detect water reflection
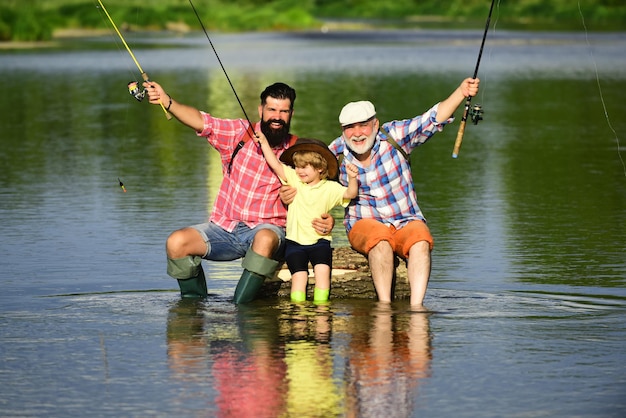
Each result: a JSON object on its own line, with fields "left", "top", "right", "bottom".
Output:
{"left": 2, "top": 30, "right": 626, "bottom": 417}
{"left": 344, "top": 304, "right": 432, "bottom": 417}
{"left": 167, "top": 300, "right": 288, "bottom": 416}
{"left": 280, "top": 303, "right": 340, "bottom": 416}
{"left": 166, "top": 300, "right": 432, "bottom": 417}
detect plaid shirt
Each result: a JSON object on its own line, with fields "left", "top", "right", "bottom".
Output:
{"left": 198, "top": 112, "right": 294, "bottom": 232}
{"left": 328, "top": 103, "right": 452, "bottom": 232}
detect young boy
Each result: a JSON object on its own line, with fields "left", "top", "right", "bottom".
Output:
{"left": 253, "top": 132, "right": 359, "bottom": 302}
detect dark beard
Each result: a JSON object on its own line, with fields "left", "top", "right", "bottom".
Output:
{"left": 260, "top": 119, "right": 291, "bottom": 147}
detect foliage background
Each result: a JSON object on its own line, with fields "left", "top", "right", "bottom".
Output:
{"left": 1, "top": 0, "right": 625, "bottom": 41}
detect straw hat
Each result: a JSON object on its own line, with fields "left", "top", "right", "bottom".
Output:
{"left": 279, "top": 138, "right": 339, "bottom": 180}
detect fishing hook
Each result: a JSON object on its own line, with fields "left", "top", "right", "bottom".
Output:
{"left": 452, "top": 0, "right": 496, "bottom": 158}
{"left": 96, "top": 0, "right": 172, "bottom": 120}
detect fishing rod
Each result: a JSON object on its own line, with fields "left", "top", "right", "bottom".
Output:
{"left": 96, "top": 0, "right": 171, "bottom": 120}
{"left": 451, "top": 0, "right": 495, "bottom": 159}
{"left": 187, "top": 0, "right": 255, "bottom": 134}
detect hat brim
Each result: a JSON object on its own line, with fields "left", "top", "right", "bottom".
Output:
{"left": 280, "top": 142, "right": 338, "bottom": 180}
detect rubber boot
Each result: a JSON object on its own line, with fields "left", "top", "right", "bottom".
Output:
{"left": 233, "top": 270, "right": 266, "bottom": 304}
{"left": 167, "top": 256, "right": 208, "bottom": 298}
{"left": 233, "top": 248, "right": 279, "bottom": 304}
{"left": 313, "top": 287, "right": 330, "bottom": 303}
{"left": 290, "top": 290, "right": 307, "bottom": 303}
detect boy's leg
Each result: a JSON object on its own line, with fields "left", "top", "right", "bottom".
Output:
{"left": 308, "top": 240, "right": 333, "bottom": 302}
{"left": 284, "top": 241, "right": 311, "bottom": 302}
{"left": 290, "top": 271, "right": 310, "bottom": 302}
{"left": 312, "top": 264, "right": 331, "bottom": 302}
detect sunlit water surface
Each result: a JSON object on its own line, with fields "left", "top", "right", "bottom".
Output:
{"left": 1, "top": 30, "right": 625, "bottom": 417}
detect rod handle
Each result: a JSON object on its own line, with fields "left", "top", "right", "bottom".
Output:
{"left": 452, "top": 119, "right": 467, "bottom": 159}
{"left": 141, "top": 73, "right": 172, "bottom": 120}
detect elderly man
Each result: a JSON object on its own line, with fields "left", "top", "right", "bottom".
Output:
{"left": 328, "top": 78, "right": 480, "bottom": 308}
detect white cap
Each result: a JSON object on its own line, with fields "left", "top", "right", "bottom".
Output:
{"left": 339, "top": 101, "right": 376, "bottom": 126}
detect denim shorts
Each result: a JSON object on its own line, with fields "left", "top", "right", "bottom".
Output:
{"left": 191, "top": 221, "right": 286, "bottom": 261}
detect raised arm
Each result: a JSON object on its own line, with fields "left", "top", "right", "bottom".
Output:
{"left": 435, "top": 78, "right": 480, "bottom": 123}
{"left": 143, "top": 81, "right": 205, "bottom": 132}
{"left": 253, "top": 132, "right": 286, "bottom": 181}
{"left": 344, "top": 163, "right": 359, "bottom": 199}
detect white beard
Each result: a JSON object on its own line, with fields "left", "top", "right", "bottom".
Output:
{"left": 344, "top": 129, "right": 376, "bottom": 156}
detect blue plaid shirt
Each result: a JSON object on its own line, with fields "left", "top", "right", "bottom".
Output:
{"left": 328, "top": 103, "right": 452, "bottom": 232}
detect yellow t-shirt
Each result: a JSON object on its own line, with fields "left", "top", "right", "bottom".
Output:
{"left": 282, "top": 166, "right": 350, "bottom": 245}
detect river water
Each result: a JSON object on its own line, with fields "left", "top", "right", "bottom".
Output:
{"left": 1, "top": 29, "right": 625, "bottom": 417}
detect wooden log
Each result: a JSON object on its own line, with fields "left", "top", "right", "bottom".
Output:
{"left": 258, "top": 247, "right": 411, "bottom": 300}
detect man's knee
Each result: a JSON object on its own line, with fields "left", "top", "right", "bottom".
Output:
{"left": 414, "top": 240, "right": 430, "bottom": 250}
{"left": 409, "top": 240, "right": 430, "bottom": 256}
{"left": 370, "top": 239, "right": 393, "bottom": 255}
{"left": 166, "top": 230, "right": 185, "bottom": 257}
{"left": 367, "top": 240, "right": 396, "bottom": 268}
{"left": 251, "top": 228, "right": 279, "bottom": 257}
{"left": 166, "top": 228, "right": 206, "bottom": 258}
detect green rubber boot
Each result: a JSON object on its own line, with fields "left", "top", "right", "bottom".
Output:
{"left": 233, "top": 248, "right": 279, "bottom": 304}
{"left": 313, "top": 287, "right": 330, "bottom": 303}
{"left": 167, "top": 256, "right": 208, "bottom": 298}
{"left": 233, "top": 270, "right": 266, "bottom": 304}
{"left": 290, "top": 290, "right": 307, "bottom": 303}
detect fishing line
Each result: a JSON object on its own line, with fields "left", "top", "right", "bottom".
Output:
{"left": 577, "top": 2, "right": 626, "bottom": 177}
{"left": 186, "top": 0, "right": 255, "bottom": 133}
{"left": 93, "top": 1, "right": 137, "bottom": 87}
{"left": 93, "top": 0, "right": 136, "bottom": 192}
{"left": 95, "top": 0, "right": 171, "bottom": 120}
{"left": 476, "top": 0, "right": 500, "bottom": 109}
{"left": 452, "top": 0, "right": 496, "bottom": 158}
{"left": 94, "top": 0, "right": 140, "bottom": 192}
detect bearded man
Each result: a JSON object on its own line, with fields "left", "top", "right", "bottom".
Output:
{"left": 328, "top": 78, "right": 480, "bottom": 309}
{"left": 144, "top": 81, "right": 333, "bottom": 302}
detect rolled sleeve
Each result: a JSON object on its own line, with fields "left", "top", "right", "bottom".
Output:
{"left": 430, "top": 102, "right": 454, "bottom": 127}
{"left": 196, "top": 111, "right": 213, "bottom": 137}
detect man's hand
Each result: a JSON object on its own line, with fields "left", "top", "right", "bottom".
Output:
{"left": 312, "top": 213, "right": 335, "bottom": 236}
{"left": 461, "top": 77, "right": 480, "bottom": 98}
{"left": 279, "top": 185, "right": 297, "bottom": 205}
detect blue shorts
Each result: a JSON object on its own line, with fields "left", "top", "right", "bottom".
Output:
{"left": 191, "top": 222, "right": 286, "bottom": 261}
{"left": 284, "top": 239, "right": 332, "bottom": 274}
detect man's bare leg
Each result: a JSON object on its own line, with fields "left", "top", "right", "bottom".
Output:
{"left": 407, "top": 241, "right": 431, "bottom": 307}
{"left": 166, "top": 227, "right": 208, "bottom": 259}
{"left": 368, "top": 240, "right": 395, "bottom": 302}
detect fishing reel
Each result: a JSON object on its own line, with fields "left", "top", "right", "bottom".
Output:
{"left": 469, "top": 103, "right": 483, "bottom": 125}
{"left": 127, "top": 81, "right": 146, "bottom": 102}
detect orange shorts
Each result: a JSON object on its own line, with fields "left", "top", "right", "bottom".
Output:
{"left": 347, "top": 219, "right": 434, "bottom": 259}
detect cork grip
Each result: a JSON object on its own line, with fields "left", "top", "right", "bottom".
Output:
{"left": 452, "top": 119, "right": 467, "bottom": 159}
